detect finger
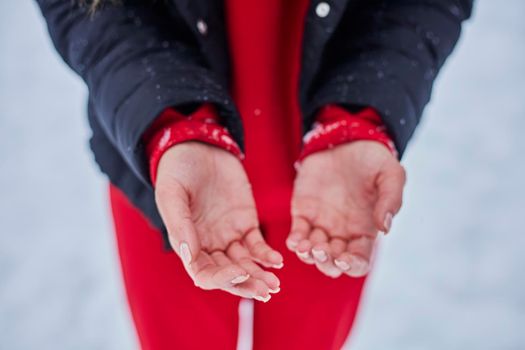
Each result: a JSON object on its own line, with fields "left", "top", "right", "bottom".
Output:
{"left": 227, "top": 242, "right": 280, "bottom": 292}
{"left": 373, "top": 163, "right": 406, "bottom": 234}
{"left": 243, "top": 228, "right": 283, "bottom": 268}
{"left": 293, "top": 224, "right": 324, "bottom": 265}
{"left": 328, "top": 238, "right": 347, "bottom": 272}
{"left": 190, "top": 251, "right": 249, "bottom": 290}
{"left": 231, "top": 277, "right": 272, "bottom": 302}
{"left": 209, "top": 250, "right": 251, "bottom": 284}
{"left": 237, "top": 260, "right": 279, "bottom": 295}
{"left": 186, "top": 251, "right": 218, "bottom": 289}
{"left": 309, "top": 228, "right": 329, "bottom": 262}
{"left": 222, "top": 243, "right": 273, "bottom": 301}
{"left": 312, "top": 240, "right": 342, "bottom": 278}
{"left": 333, "top": 252, "right": 369, "bottom": 278}
{"left": 186, "top": 249, "right": 215, "bottom": 275}
{"left": 329, "top": 238, "right": 348, "bottom": 257}
{"left": 334, "top": 235, "right": 375, "bottom": 277}
{"left": 287, "top": 215, "right": 311, "bottom": 251}
{"left": 295, "top": 238, "right": 315, "bottom": 264}
{"left": 155, "top": 181, "right": 201, "bottom": 265}
{"left": 180, "top": 248, "right": 215, "bottom": 285}
{"left": 204, "top": 253, "right": 269, "bottom": 300}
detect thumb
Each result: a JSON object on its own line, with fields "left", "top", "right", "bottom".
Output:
{"left": 155, "top": 181, "right": 201, "bottom": 266}
{"left": 373, "top": 162, "right": 406, "bottom": 234}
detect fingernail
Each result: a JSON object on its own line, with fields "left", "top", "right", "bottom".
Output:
{"left": 254, "top": 295, "right": 271, "bottom": 303}
{"left": 179, "top": 242, "right": 192, "bottom": 265}
{"left": 351, "top": 257, "right": 369, "bottom": 275}
{"left": 334, "top": 259, "right": 350, "bottom": 270}
{"left": 312, "top": 249, "right": 327, "bottom": 262}
{"left": 297, "top": 250, "right": 310, "bottom": 259}
{"left": 273, "top": 262, "right": 284, "bottom": 269}
{"left": 269, "top": 287, "right": 280, "bottom": 293}
{"left": 287, "top": 236, "right": 299, "bottom": 248}
{"left": 230, "top": 274, "right": 250, "bottom": 284}
{"left": 384, "top": 212, "right": 393, "bottom": 233}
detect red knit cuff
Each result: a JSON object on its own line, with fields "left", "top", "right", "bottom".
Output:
{"left": 297, "top": 104, "right": 398, "bottom": 164}
{"left": 143, "top": 103, "right": 244, "bottom": 186}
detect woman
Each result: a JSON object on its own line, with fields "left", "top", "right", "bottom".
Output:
{"left": 36, "top": 0, "right": 473, "bottom": 349}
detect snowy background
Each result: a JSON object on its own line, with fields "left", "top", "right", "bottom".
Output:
{"left": 1, "top": 1, "right": 524, "bottom": 349}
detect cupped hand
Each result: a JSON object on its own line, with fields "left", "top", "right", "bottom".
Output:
{"left": 155, "top": 141, "right": 283, "bottom": 302}
{"left": 287, "top": 140, "right": 406, "bottom": 278}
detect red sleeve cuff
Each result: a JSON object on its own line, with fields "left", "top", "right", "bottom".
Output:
{"left": 297, "top": 104, "right": 399, "bottom": 164}
{"left": 143, "top": 103, "right": 244, "bottom": 187}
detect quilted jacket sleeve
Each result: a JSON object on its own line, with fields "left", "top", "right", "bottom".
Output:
{"left": 35, "top": 0, "right": 242, "bottom": 186}
{"left": 306, "top": 0, "right": 474, "bottom": 160}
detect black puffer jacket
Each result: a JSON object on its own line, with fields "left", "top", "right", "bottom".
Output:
{"left": 36, "top": 0, "right": 473, "bottom": 243}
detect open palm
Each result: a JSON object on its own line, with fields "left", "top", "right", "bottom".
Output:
{"left": 287, "top": 140, "right": 406, "bottom": 278}
{"left": 155, "top": 142, "right": 283, "bottom": 302}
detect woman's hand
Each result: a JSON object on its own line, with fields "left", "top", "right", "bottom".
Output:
{"left": 155, "top": 141, "right": 283, "bottom": 302}
{"left": 287, "top": 140, "right": 406, "bottom": 278}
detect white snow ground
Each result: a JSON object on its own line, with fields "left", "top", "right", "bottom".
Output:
{"left": 1, "top": 1, "right": 524, "bottom": 349}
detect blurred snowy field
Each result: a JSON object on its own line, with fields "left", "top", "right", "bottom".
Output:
{"left": 0, "top": 1, "right": 524, "bottom": 349}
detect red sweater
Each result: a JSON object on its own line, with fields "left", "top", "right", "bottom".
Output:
{"left": 143, "top": 1, "right": 398, "bottom": 186}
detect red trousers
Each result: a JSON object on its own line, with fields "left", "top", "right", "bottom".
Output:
{"left": 110, "top": 184, "right": 369, "bottom": 350}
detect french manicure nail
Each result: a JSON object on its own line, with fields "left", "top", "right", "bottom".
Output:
{"left": 231, "top": 274, "right": 250, "bottom": 284}
{"left": 273, "top": 262, "right": 284, "bottom": 269}
{"left": 287, "top": 236, "right": 299, "bottom": 248}
{"left": 384, "top": 212, "right": 393, "bottom": 232}
{"left": 269, "top": 287, "right": 280, "bottom": 293}
{"left": 297, "top": 251, "right": 310, "bottom": 259}
{"left": 352, "top": 257, "right": 369, "bottom": 275}
{"left": 179, "top": 242, "right": 192, "bottom": 265}
{"left": 334, "top": 259, "right": 350, "bottom": 270}
{"left": 312, "top": 249, "right": 328, "bottom": 262}
{"left": 254, "top": 295, "right": 271, "bottom": 303}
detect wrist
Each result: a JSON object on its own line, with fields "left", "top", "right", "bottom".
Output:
{"left": 143, "top": 104, "right": 243, "bottom": 186}
{"left": 297, "top": 104, "right": 398, "bottom": 164}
